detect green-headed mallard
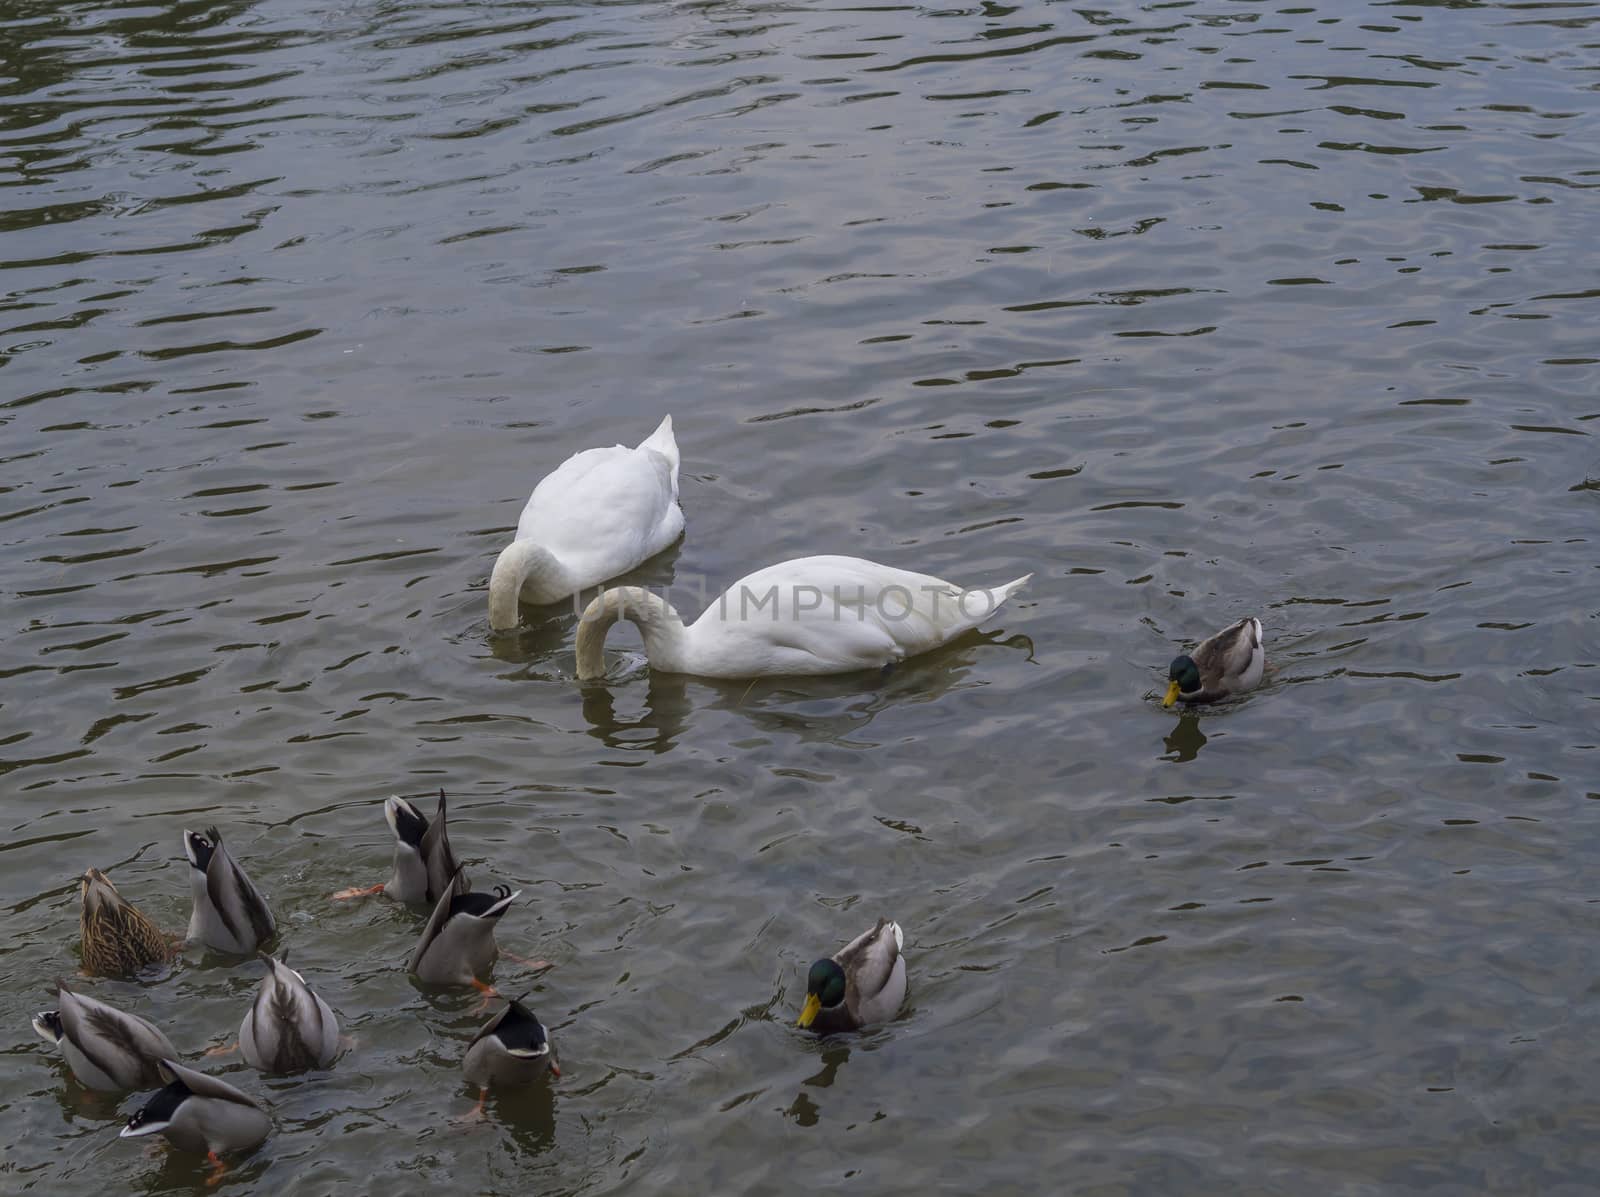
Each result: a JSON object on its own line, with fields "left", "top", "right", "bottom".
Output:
{"left": 797, "top": 918, "right": 906, "bottom": 1033}
{"left": 1164, "top": 616, "right": 1264, "bottom": 707}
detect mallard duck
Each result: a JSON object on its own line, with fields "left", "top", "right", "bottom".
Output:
{"left": 78, "top": 867, "right": 170, "bottom": 978}
{"left": 183, "top": 826, "right": 276, "bottom": 955}
{"left": 797, "top": 918, "right": 907, "bottom": 1034}
{"left": 332, "top": 790, "right": 468, "bottom": 905}
{"left": 488, "top": 414, "right": 684, "bottom": 630}
{"left": 408, "top": 867, "right": 519, "bottom": 991}
{"left": 575, "top": 555, "right": 1031, "bottom": 679}
{"left": 32, "top": 979, "right": 178, "bottom": 1090}
{"left": 239, "top": 954, "right": 340, "bottom": 1075}
{"left": 1163, "top": 616, "right": 1264, "bottom": 707}
{"left": 463, "top": 995, "right": 559, "bottom": 1099}
{"left": 120, "top": 1058, "right": 270, "bottom": 1181}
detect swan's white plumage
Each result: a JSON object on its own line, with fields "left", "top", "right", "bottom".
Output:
{"left": 488, "top": 415, "right": 683, "bottom": 629}
{"left": 576, "top": 554, "right": 1030, "bottom": 679}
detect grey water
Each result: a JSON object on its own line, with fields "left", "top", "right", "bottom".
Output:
{"left": 3, "top": 0, "right": 1598, "bottom": 1192}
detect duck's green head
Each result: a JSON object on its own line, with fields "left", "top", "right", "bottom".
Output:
{"left": 798, "top": 958, "right": 846, "bottom": 1028}
{"left": 1165, "top": 655, "right": 1200, "bottom": 707}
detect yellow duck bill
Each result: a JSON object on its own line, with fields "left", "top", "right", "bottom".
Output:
{"left": 797, "top": 994, "right": 821, "bottom": 1028}
{"left": 1162, "top": 680, "right": 1181, "bottom": 708}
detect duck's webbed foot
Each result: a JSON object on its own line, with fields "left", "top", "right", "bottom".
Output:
{"left": 469, "top": 977, "right": 500, "bottom": 1014}
{"left": 330, "top": 883, "right": 385, "bottom": 901}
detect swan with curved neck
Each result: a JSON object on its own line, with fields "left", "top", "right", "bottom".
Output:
{"left": 488, "top": 415, "right": 683, "bottom": 631}
{"left": 575, "top": 554, "right": 1030, "bottom": 680}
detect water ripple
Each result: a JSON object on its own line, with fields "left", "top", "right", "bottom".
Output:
{"left": 3, "top": 0, "right": 1600, "bottom": 1191}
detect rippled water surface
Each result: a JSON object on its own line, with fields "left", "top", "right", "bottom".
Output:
{"left": 4, "top": 0, "right": 1599, "bottom": 1191}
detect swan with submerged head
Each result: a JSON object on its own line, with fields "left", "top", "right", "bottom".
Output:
{"left": 575, "top": 554, "right": 1030, "bottom": 680}
{"left": 488, "top": 415, "right": 683, "bottom": 631}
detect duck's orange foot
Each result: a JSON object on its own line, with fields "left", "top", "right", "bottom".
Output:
{"left": 204, "top": 1040, "right": 237, "bottom": 1058}
{"left": 469, "top": 977, "right": 499, "bottom": 1014}
{"left": 503, "top": 952, "right": 552, "bottom": 971}
{"left": 450, "top": 1087, "right": 490, "bottom": 1128}
{"left": 204, "top": 1150, "right": 228, "bottom": 1187}
{"left": 330, "top": 883, "right": 385, "bottom": 901}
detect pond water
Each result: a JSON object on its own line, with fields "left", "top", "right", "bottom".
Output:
{"left": 3, "top": 0, "right": 1598, "bottom": 1192}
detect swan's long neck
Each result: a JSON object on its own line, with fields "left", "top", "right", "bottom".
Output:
{"left": 575, "top": 587, "right": 689, "bottom": 679}
{"left": 488, "top": 539, "right": 572, "bottom": 630}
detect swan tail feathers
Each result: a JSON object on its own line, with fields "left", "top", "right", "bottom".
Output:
{"left": 639, "top": 414, "right": 679, "bottom": 472}
{"left": 958, "top": 572, "right": 1031, "bottom": 629}
{"left": 995, "top": 572, "right": 1032, "bottom": 604}
{"left": 934, "top": 572, "right": 1030, "bottom": 639}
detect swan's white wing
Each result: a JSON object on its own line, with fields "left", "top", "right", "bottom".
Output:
{"left": 515, "top": 438, "right": 683, "bottom": 588}
{"left": 681, "top": 556, "right": 1026, "bottom": 676}
{"left": 684, "top": 606, "right": 904, "bottom": 676}
{"left": 725, "top": 555, "right": 1020, "bottom": 641}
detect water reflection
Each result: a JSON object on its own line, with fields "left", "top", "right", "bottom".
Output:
{"left": 480, "top": 1080, "right": 557, "bottom": 1155}
{"left": 40, "top": 1067, "right": 130, "bottom": 1129}
{"left": 140, "top": 1141, "right": 270, "bottom": 1191}
{"left": 786, "top": 1040, "right": 850, "bottom": 1127}
{"left": 485, "top": 545, "right": 686, "bottom": 669}
{"left": 487, "top": 610, "right": 577, "bottom": 666}
{"left": 580, "top": 675, "right": 692, "bottom": 753}
{"left": 578, "top": 631, "right": 1022, "bottom": 752}
{"left": 5, "top": 0, "right": 1599, "bottom": 1188}
{"left": 1161, "top": 711, "right": 1208, "bottom": 763}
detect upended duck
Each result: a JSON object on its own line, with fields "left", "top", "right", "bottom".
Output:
{"left": 183, "top": 826, "right": 276, "bottom": 955}
{"left": 461, "top": 995, "right": 559, "bottom": 1117}
{"left": 121, "top": 1058, "right": 270, "bottom": 1183}
{"left": 33, "top": 979, "right": 178, "bottom": 1090}
{"left": 1164, "top": 616, "right": 1264, "bottom": 707}
{"left": 78, "top": 867, "right": 170, "bottom": 978}
{"left": 239, "top": 954, "right": 340, "bottom": 1075}
{"left": 488, "top": 415, "right": 683, "bottom": 631}
{"left": 408, "top": 868, "right": 520, "bottom": 997}
{"left": 798, "top": 918, "right": 907, "bottom": 1034}
{"left": 332, "top": 790, "right": 468, "bottom": 905}
{"left": 576, "top": 555, "right": 1030, "bottom": 679}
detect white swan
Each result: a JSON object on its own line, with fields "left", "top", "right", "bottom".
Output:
{"left": 488, "top": 415, "right": 683, "bottom": 630}
{"left": 574, "top": 554, "right": 1030, "bottom": 679}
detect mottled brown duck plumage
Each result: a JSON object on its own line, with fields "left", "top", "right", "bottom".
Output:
{"left": 79, "top": 867, "right": 170, "bottom": 978}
